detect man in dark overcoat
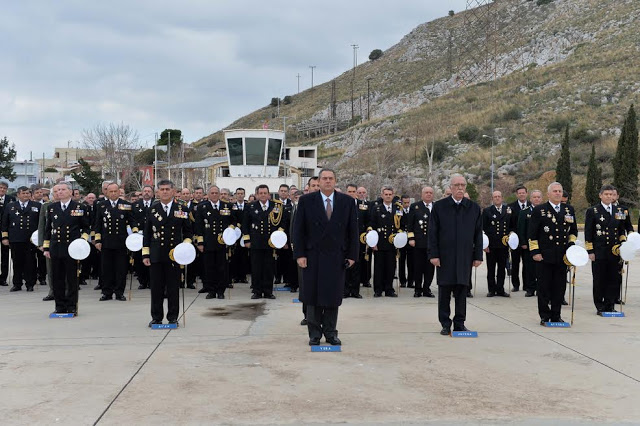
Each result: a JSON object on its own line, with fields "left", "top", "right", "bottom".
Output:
{"left": 428, "top": 174, "right": 483, "bottom": 335}
{"left": 293, "top": 169, "right": 359, "bottom": 346}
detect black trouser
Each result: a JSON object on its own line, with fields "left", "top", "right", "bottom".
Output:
{"left": 510, "top": 247, "right": 522, "bottom": 289}
{"left": 203, "top": 249, "right": 227, "bottom": 295}
{"left": 231, "top": 246, "right": 249, "bottom": 281}
{"left": 36, "top": 249, "right": 47, "bottom": 283}
{"left": 250, "top": 249, "right": 275, "bottom": 296}
{"left": 592, "top": 257, "right": 620, "bottom": 312}
{"left": 150, "top": 261, "right": 179, "bottom": 322}
{"left": 537, "top": 262, "right": 566, "bottom": 321}
{"left": 522, "top": 249, "right": 538, "bottom": 293}
{"left": 374, "top": 250, "right": 396, "bottom": 295}
{"left": 101, "top": 248, "right": 128, "bottom": 297}
{"left": 486, "top": 247, "right": 507, "bottom": 294}
{"left": 359, "top": 246, "right": 371, "bottom": 285}
{"left": 133, "top": 251, "right": 149, "bottom": 287}
{"left": 187, "top": 251, "right": 202, "bottom": 285}
{"left": 10, "top": 242, "right": 36, "bottom": 288}
{"left": 438, "top": 284, "right": 467, "bottom": 329}
{"left": 306, "top": 305, "right": 339, "bottom": 340}
{"left": 413, "top": 247, "right": 434, "bottom": 295}
{"left": 399, "top": 246, "right": 413, "bottom": 286}
{"left": 345, "top": 261, "right": 360, "bottom": 296}
{"left": 0, "top": 243, "right": 9, "bottom": 283}
{"left": 51, "top": 255, "right": 79, "bottom": 313}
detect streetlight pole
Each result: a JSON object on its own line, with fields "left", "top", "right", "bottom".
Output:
{"left": 309, "top": 66, "right": 316, "bottom": 88}
{"left": 296, "top": 73, "right": 301, "bottom": 94}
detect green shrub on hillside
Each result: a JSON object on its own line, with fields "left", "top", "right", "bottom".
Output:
{"left": 458, "top": 125, "right": 480, "bottom": 142}
{"left": 547, "top": 117, "right": 571, "bottom": 133}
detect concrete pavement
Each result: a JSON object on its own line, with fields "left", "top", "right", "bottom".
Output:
{"left": 0, "top": 260, "right": 639, "bottom": 425}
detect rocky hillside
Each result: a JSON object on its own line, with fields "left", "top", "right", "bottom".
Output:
{"left": 195, "top": 0, "right": 640, "bottom": 211}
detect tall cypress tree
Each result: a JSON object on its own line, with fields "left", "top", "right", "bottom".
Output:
{"left": 555, "top": 125, "right": 572, "bottom": 199}
{"left": 585, "top": 144, "right": 602, "bottom": 206}
{"left": 613, "top": 105, "right": 638, "bottom": 206}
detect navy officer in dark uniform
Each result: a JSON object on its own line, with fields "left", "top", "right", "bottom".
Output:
{"left": 482, "top": 190, "right": 512, "bottom": 297}
{"left": 142, "top": 179, "right": 193, "bottom": 327}
{"left": 43, "top": 182, "right": 91, "bottom": 315}
{"left": 528, "top": 182, "right": 578, "bottom": 325}
{"left": 0, "top": 180, "right": 16, "bottom": 286}
{"left": 407, "top": 186, "right": 435, "bottom": 298}
{"left": 2, "top": 186, "right": 40, "bottom": 292}
{"left": 132, "top": 185, "right": 154, "bottom": 289}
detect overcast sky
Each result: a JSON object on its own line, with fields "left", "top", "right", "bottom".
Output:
{"left": 1, "top": 0, "right": 467, "bottom": 161}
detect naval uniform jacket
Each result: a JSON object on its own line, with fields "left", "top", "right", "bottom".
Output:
{"left": 2, "top": 200, "right": 41, "bottom": 243}
{"left": 241, "top": 200, "right": 285, "bottom": 250}
{"left": 584, "top": 204, "right": 626, "bottom": 260}
{"left": 482, "top": 204, "right": 512, "bottom": 249}
{"left": 94, "top": 199, "right": 138, "bottom": 249}
{"left": 43, "top": 200, "right": 91, "bottom": 257}
{"left": 368, "top": 201, "right": 405, "bottom": 251}
{"left": 195, "top": 200, "right": 235, "bottom": 251}
{"left": 142, "top": 202, "right": 193, "bottom": 263}
{"left": 407, "top": 201, "right": 432, "bottom": 249}
{"left": 527, "top": 202, "right": 578, "bottom": 265}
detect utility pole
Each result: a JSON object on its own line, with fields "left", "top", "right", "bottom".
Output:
{"left": 296, "top": 73, "right": 301, "bottom": 94}
{"left": 168, "top": 131, "right": 171, "bottom": 182}
{"left": 154, "top": 132, "right": 158, "bottom": 189}
{"left": 351, "top": 44, "right": 358, "bottom": 122}
{"left": 366, "top": 77, "right": 372, "bottom": 120}
{"left": 309, "top": 66, "right": 316, "bottom": 88}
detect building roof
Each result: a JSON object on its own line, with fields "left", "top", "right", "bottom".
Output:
{"left": 168, "top": 157, "right": 227, "bottom": 169}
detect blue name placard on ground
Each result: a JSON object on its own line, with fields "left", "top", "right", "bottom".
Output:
{"left": 292, "top": 298, "right": 301, "bottom": 303}
{"left": 545, "top": 322, "right": 571, "bottom": 328}
{"left": 311, "top": 345, "right": 341, "bottom": 352}
{"left": 49, "top": 313, "right": 74, "bottom": 318}
{"left": 451, "top": 331, "right": 478, "bottom": 338}
{"left": 602, "top": 312, "right": 625, "bottom": 317}
{"left": 151, "top": 323, "right": 178, "bottom": 329}
{"left": 275, "top": 287, "right": 289, "bottom": 292}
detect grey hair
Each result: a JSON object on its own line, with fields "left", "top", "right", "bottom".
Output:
{"left": 208, "top": 185, "right": 220, "bottom": 192}
{"left": 381, "top": 185, "right": 394, "bottom": 193}
{"left": 57, "top": 181, "right": 73, "bottom": 191}
{"left": 547, "top": 181, "right": 563, "bottom": 192}
{"left": 449, "top": 173, "right": 466, "bottom": 185}
{"left": 220, "top": 187, "right": 231, "bottom": 194}
{"left": 530, "top": 190, "right": 543, "bottom": 197}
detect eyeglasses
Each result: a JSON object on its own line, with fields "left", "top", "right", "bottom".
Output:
{"left": 451, "top": 183, "right": 467, "bottom": 188}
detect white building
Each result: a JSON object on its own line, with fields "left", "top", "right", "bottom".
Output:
{"left": 169, "top": 129, "right": 321, "bottom": 193}
{"left": 0, "top": 161, "right": 40, "bottom": 191}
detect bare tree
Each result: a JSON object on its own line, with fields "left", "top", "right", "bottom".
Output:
{"left": 81, "top": 122, "right": 142, "bottom": 189}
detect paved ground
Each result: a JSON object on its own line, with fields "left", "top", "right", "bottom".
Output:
{"left": 1, "top": 258, "right": 639, "bottom": 425}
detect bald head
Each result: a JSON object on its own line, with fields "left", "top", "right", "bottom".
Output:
{"left": 421, "top": 186, "right": 434, "bottom": 204}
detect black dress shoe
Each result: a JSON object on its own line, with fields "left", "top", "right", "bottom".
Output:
{"left": 10, "top": 286, "right": 21, "bottom": 292}
{"left": 400, "top": 283, "right": 407, "bottom": 288}
{"left": 264, "top": 294, "right": 276, "bottom": 299}
{"left": 453, "top": 325, "right": 469, "bottom": 332}
{"left": 551, "top": 318, "right": 565, "bottom": 323}
{"left": 148, "top": 320, "right": 162, "bottom": 327}
{"left": 300, "top": 319, "right": 308, "bottom": 326}
{"left": 206, "top": 293, "right": 216, "bottom": 299}
{"left": 43, "top": 295, "right": 54, "bottom": 301}
{"left": 309, "top": 338, "right": 320, "bottom": 346}
{"left": 26, "top": 286, "right": 34, "bottom": 292}
{"left": 497, "top": 292, "right": 510, "bottom": 298}
{"left": 562, "top": 299, "right": 569, "bottom": 306}
{"left": 512, "top": 287, "right": 519, "bottom": 292}
{"left": 179, "top": 283, "right": 185, "bottom": 289}
{"left": 525, "top": 291, "right": 535, "bottom": 297}
{"left": 373, "top": 293, "right": 382, "bottom": 297}
{"left": 251, "top": 294, "right": 261, "bottom": 299}
{"left": 408, "top": 284, "right": 415, "bottom": 288}
{"left": 343, "top": 294, "right": 351, "bottom": 298}
{"left": 115, "top": 294, "right": 127, "bottom": 301}
{"left": 186, "top": 284, "right": 196, "bottom": 289}
{"left": 424, "top": 291, "right": 435, "bottom": 298}
{"left": 217, "top": 294, "right": 225, "bottom": 299}
{"left": 99, "top": 295, "right": 112, "bottom": 301}
{"left": 352, "top": 294, "right": 363, "bottom": 299}
{"left": 414, "top": 292, "right": 422, "bottom": 298}
{"left": 0, "top": 282, "right": 8, "bottom": 286}
{"left": 440, "top": 327, "right": 451, "bottom": 336}
{"left": 80, "top": 280, "right": 87, "bottom": 286}
{"left": 362, "top": 283, "right": 371, "bottom": 288}
{"left": 198, "top": 288, "right": 208, "bottom": 294}
{"left": 386, "top": 292, "right": 398, "bottom": 297}
{"left": 290, "top": 287, "right": 298, "bottom": 293}
{"left": 326, "top": 336, "right": 341, "bottom": 345}
{"left": 168, "top": 320, "right": 179, "bottom": 327}
{"left": 39, "top": 281, "right": 47, "bottom": 286}
{"left": 94, "top": 285, "right": 102, "bottom": 290}
{"left": 228, "top": 283, "right": 234, "bottom": 289}
{"left": 597, "top": 311, "right": 603, "bottom": 316}
{"left": 486, "top": 292, "right": 495, "bottom": 297}
{"left": 540, "top": 319, "right": 548, "bottom": 326}
{"left": 466, "top": 291, "right": 473, "bottom": 298}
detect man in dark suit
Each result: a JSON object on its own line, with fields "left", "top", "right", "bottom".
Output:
{"left": 508, "top": 185, "right": 530, "bottom": 292}
{"left": 428, "top": 174, "right": 483, "bottom": 335}
{"left": 142, "top": 179, "right": 193, "bottom": 327}
{"left": 0, "top": 181, "right": 16, "bottom": 286}
{"left": 293, "top": 168, "right": 358, "bottom": 346}
{"left": 43, "top": 182, "right": 91, "bottom": 315}
{"left": 398, "top": 194, "right": 414, "bottom": 289}
{"left": 2, "top": 187, "right": 40, "bottom": 291}
{"left": 482, "top": 190, "right": 512, "bottom": 297}
{"left": 585, "top": 184, "right": 627, "bottom": 315}
{"left": 344, "top": 183, "right": 366, "bottom": 298}
{"left": 528, "top": 182, "right": 578, "bottom": 324}
{"left": 517, "top": 190, "right": 543, "bottom": 297}
{"left": 230, "top": 187, "right": 249, "bottom": 284}
{"left": 407, "top": 186, "right": 435, "bottom": 298}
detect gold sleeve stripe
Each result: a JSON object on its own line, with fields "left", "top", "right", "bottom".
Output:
{"left": 183, "top": 238, "right": 192, "bottom": 244}
{"left": 243, "top": 235, "right": 250, "bottom": 241}
{"left": 197, "top": 236, "right": 204, "bottom": 243}
{"left": 1, "top": 232, "right": 8, "bottom": 238}
{"left": 568, "top": 234, "right": 577, "bottom": 243}
{"left": 43, "top": 240, "right": 50, "bottom": 248}
{"left": 620, "top": 235, "right": 627, "bottom": 242}
{"left": 81, "top": 233, "right": 89, "bottom": 241}
{"left": 407, "top": 232, "right": 415, "bottom": 238}
{"left": 94, "top": 233, "right": 101, "bottom": 240}
{"left": 585, "top": 242, "right": 594, "bottom": 250}
{"left": 528, "top": 240, "right": 539, "bottom": 250}
{"left": 142, "top": 247, "right": 150, "bottom": 256}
